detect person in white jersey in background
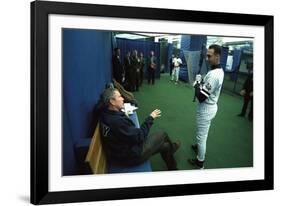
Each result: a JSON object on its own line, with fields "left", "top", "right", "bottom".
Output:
{"left": 188, "top": 44, "right": 224, "bottom": 169}
{"left": 171, "top": 54, "right": 182, "bottom": 84}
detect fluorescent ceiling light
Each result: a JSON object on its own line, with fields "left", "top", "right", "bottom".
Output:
{"left": 135, "top": 32, "right": 167, "bottom": 37}
{"left": 115, "top": 33, "right": 148, "bottom": 40}
{"left": 115, "top": 32, "right": 168, "bottom": 40}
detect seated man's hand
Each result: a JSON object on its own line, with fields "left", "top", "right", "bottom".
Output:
{"left": 150, "top": 109, "right": 161, "bottom": 119}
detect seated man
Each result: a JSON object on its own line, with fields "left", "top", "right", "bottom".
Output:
{"left": 99, "top": 87, "right": 180, "bottom": 170}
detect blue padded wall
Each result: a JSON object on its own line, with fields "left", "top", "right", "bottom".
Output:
{"left": 232, "top": 49, "right": 242, "bottom": 71}
{"left": 190, "top": 35, "right": 207, "bottom": 51}
{"left": 181, "top": 35, "right": 191, "bottom": 50}
{"left": 181, "top": 35, "right": 207, "bottom": 51}
{"left": 63, "top": 29, "right": 112, "bottom": 175}
{"left": 180, "top": 35, "right": 207, "bottom": 75}
{"left": 179, "top": 49, "right": 187, "bottom": 67}
{"left": 167, "top": 43, "right": 173, "bottom": 73}
{"left": 63, "top": 103, "right": 76, "bottom": 175}
{"left": 189, "top": 51, "right": 201, "bottom": 75}
{"left": 179, "top": 50, "right": 201, "bottom": 82}
{"left": 116, "top": 38, "right": 161, "bottom": 78}
{"left": 221, "top": 46, "right": 229, "bottom": 71}
{"left": 230, "top": 49, "right": 242, "bottom": 80}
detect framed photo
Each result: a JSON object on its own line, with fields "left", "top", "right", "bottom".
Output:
{"left": 31, "top": 0, "right": 274, "bottom": 204}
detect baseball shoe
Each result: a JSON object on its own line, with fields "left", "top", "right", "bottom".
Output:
{"left": 188, "top": 158, "right": 204, "bottom": 169}
{"left": 191, "top": 144, "right": 198, "bottom": 154}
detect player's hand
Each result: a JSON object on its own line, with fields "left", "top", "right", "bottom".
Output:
{"left": 249, "top": 92, "right": 253, "bottom": 97}
{"left": 193, "top": 81, "right": 199, "bottom": 87}
{"left": 195, "top": 74, "right": 202, "bottom": 82}
{"left": 150, "top": 109, "right": 161, "bottom": 119}
{"left": 240, "top": 90, "right": 246, "bottom": 96}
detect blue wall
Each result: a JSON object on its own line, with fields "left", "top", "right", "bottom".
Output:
{"left": 221, "top": 46, "right": 229, "bottom": 71}
{"left": 167, "top": 43, "right": 173, "bottom": 73}
{"left": 181, "top": 35, "right": 191, "bottom": 50}
{"left": 190, "top": 35, "right": 207, "bottom": 51}
{"left": 181, "top": 35, "right": 207, "bottom": 51}
{"left": 179, "top": 35, "right": 207, "bottom": 82}
{"left": 230, "top": 48, "right": 242, "bottom": 80}
{"left": 63, "top": 29, "right": 112, "bottom": 175}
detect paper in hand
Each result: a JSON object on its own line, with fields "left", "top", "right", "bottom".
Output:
{"left": 121, "top": 103, "right": 138, "bottom": 115}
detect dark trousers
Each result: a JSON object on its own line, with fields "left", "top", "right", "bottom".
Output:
{"left": 241, "top": 95, "right": 253, "bottom": 119}
{"left": 138, "top": 130, "right": 177, "bottom": 170}
{"left": 140, "top": 69, "right": 143, "bottom": 86}
{"left": 135, "top": 71, "right": 140, "bottom": 91}
{"left": 128, "top": 73, "right": 136, "bottom": 92}
{"left": 147, "top": 67, "right": 155, "bottom": 84}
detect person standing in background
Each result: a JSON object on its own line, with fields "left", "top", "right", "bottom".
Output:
{"left": 147, "top": 50, "right": 157, "bottom": 85}
{"left": 169, "top": 54, "right": 175, "bottom": 76}
{"left": 139, "top": 52, "right": 145, "bottom": 86}
{"left": 237, "top": 62, "right": 253, "bottom": 121}
{"left": 124, "top": 51, "right": 132, "bottom": 91}
{"left": 171, "top": 54, "right": 182, "bottom": 84}
{"left": 131, "top": 50, "right": 140, "bottom": 91}
{"left": 112, "top": 48, "right": 124, "bottom": 85}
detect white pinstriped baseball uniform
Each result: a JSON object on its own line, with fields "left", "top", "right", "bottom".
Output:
{"left": 196, "top": 67, "right": 224, "bottom": 161}
{"left": 171, "top": 57, "right": 182, "bottom": 82}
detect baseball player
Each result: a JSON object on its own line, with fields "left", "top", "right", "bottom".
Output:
{"left": 188, "top": 44, "right": 224, "bottom": 169}
{"left": 171, "top": 54, "right": 182, "bottom": 84}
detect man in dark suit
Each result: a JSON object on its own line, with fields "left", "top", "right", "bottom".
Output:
{"left": 112, "top": 48, "right": 124, "bottom": 85}
{"left": 237, "top": 63, "right": 253, "bottom": 121}
{"left": 169, "top": 54, "right": 175, "bottom": 76}
{"left": 147, "top": 50, "right": 157, "bottom": 85}
{"left": 99, "top": 87, "right": 181, "bottom": 169}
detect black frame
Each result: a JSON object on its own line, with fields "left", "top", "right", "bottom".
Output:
{"left": 31, "top": 0, "right": 274, "bottom": 204}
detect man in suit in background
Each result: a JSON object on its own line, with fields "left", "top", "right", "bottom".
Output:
{"left": 237, "top": 62, "right": 253, "bottom": 121}
{"left": 112, "top": 48, "right": 125, "bottom": 85}
{"left": 147, "top": 50, "right": 157, "bottom": 85}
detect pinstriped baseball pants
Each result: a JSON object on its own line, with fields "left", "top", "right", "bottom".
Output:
{"left": 171, "top": 67, "right": 180, "bottom": 82}
{"left": 196, "top": 103, "right": 217, "bottom": 161}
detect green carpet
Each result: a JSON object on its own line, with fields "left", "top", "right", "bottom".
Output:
{"left": 133, "top": 73, "right": 253, "bottom": 171}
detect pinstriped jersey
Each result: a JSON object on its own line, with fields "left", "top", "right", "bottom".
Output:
{"left": 201, "top": 68, "right": 224, "bottom": 105}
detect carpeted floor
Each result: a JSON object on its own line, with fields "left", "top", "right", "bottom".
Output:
{"left": 133, "top": 73, "right": 253, "bottom": 171}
